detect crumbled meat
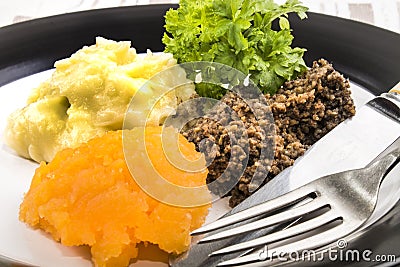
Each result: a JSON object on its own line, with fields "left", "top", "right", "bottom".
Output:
{"left": 266, "top": 58, "right": 356, "bottom": 179}
{"left": 182, "top": 58, "right": 356, "bottom": 207}
{"left": 270, "top": 58, "right": 356, "bottom": 146}
{"left": 182, "top": 91, "right": 276, "bottom": 199}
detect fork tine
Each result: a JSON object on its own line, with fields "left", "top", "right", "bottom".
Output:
{"left": 192, "top": 185, "right": 316, "bottom": 235}
{"left": 200, "top": 196, "right": 329, "bottom": 243}
{"left": 216, "top": 219, "right": 349, "bottom": 266}
{"left": 211, "top": 209, "right": 339, "bottom": 257}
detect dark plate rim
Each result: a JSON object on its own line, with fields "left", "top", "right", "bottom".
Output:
{"left": 0, "top": 4, "right": 399, "bottom": 92}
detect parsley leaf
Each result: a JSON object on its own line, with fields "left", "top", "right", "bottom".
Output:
{"left": 163, "top": 0, "right": 308, "bottom": 98}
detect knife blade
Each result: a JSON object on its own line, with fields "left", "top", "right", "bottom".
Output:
{"left": 171, "top": 84, "right": 400, "bottom": 267}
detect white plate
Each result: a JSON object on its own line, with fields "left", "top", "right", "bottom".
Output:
{"left": 0, "top": 70, "right": 394, "bottom": 267}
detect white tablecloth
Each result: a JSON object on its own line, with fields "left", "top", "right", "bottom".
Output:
{"left": 1, "top": 0, "right": 399, "bottom": 33}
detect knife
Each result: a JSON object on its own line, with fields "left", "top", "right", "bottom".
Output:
{"left": 171, "top": 83, "right": 400, "bottom": 267}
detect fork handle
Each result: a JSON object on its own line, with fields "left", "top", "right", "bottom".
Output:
{"left": 366, "top": 137, "right": 400, "bottom": 189}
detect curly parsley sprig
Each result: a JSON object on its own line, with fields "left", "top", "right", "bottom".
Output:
{"left": 163, "top": 0, "right": 308, "bottom": 98}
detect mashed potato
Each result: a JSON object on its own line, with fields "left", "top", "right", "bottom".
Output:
{"left": 5, "top": 37, "right": 195, "bottom": 162}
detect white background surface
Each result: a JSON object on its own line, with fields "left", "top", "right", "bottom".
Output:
{"left": 0, "top": 0, "right": 400, "bottom": 33}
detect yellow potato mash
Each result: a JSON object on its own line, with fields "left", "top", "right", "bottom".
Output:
{"left": 5, "top": 37, "right": 195, "bottom": 162}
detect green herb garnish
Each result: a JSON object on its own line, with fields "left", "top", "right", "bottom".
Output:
{"left": 163, "top": 0, "right": 309, "bottom": 98}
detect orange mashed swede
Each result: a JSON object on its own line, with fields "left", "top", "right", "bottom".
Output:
{"left": 19, "top": 127, "right": 211, "bottom": 267}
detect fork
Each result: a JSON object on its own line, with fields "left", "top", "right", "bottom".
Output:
{"left": 191, "top": 138, "right": 400, "bottom": 266}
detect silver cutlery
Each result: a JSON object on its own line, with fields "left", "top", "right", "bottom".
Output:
{"left": 192, "top": 138, "right": 399, "bottom": 266}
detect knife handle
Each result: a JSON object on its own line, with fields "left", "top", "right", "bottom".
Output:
{"left": 389, "top": 81, "right": 400, "bottom": 94}
{"left": 367, "top": 87, "right": 400, "bottom": 123}
{"left": 381, "top": 90, "right": 400, "bottom": 109}
{"left": 386, "top": 81, "right": 400, "bottom": 107}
